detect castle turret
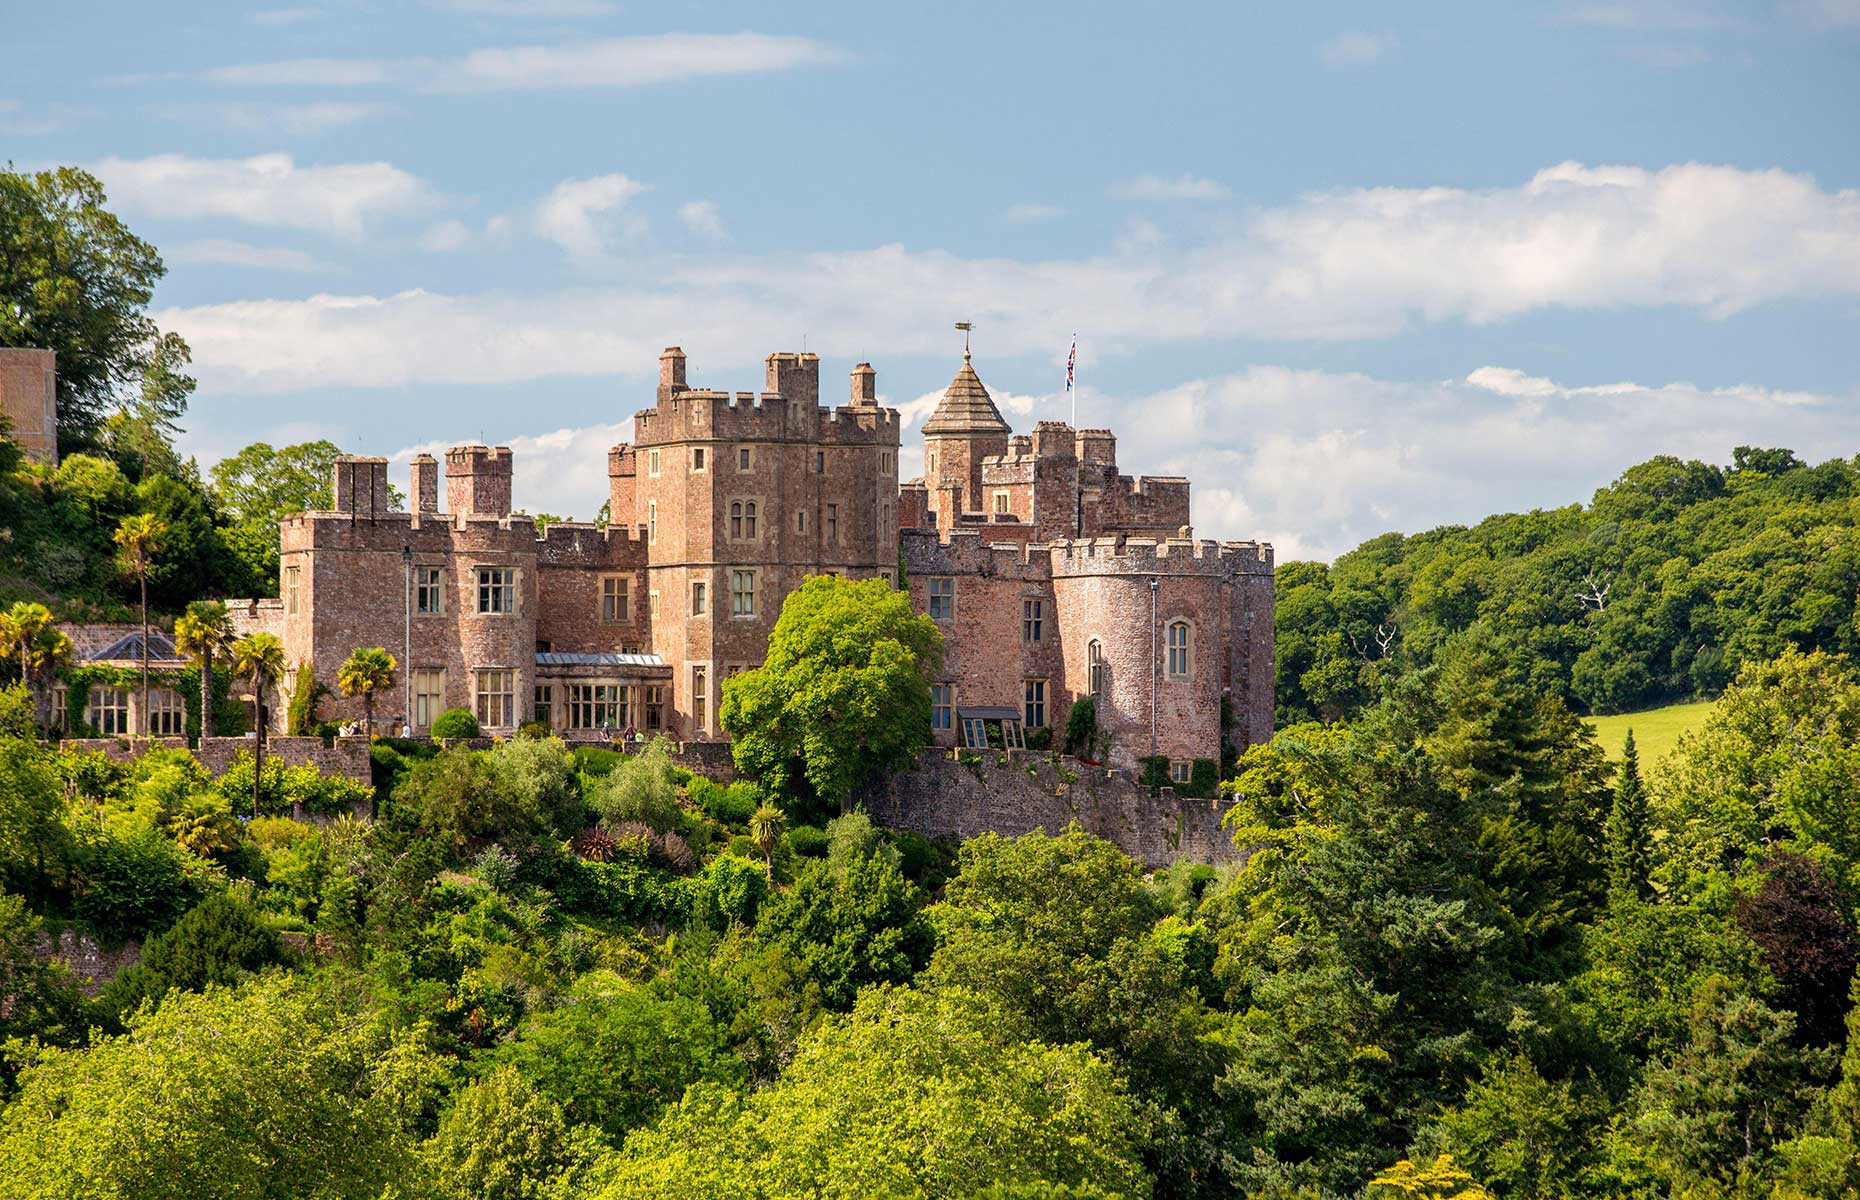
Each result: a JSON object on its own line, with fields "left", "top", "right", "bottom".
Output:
{"left": 922, "top": 352, "right": 1011, "bottom": 532}
{"left": 445, "top": 444, "right": 513, "bottom": 517}
{"left": 607, "top": 443, "right": 637, "bottom": 528}
{"left": 765, "top": 351, "right": 819, "bottom": 408}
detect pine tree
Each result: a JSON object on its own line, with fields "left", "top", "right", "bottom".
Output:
{"left": 1606, "top": 730, "right": 1652, "bottom": 901}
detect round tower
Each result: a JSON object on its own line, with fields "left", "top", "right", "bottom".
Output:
{"left": 1050, "top": 535, "right": 1231, "bottom": 774}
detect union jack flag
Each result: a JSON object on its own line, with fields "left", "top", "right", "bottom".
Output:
{"left": 1065, "top": 336, "right": 1077, "bottom": 392}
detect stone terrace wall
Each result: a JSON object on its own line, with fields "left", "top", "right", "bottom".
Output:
{"left": 34, "top": 930, "right": 142, "bottom": 996}
{"left": 861, "top": 749, "right": 1241, "bottom": 868}
{"left": 195, "top": 736, "right": 373, "bottom": 783}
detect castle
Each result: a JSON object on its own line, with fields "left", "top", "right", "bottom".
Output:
{"left": 234, "top": 346, "right": 1274, "bottom": 778}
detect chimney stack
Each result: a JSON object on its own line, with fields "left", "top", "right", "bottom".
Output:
{"left": 411, "top": 454, "right": 439, "bottom": 514}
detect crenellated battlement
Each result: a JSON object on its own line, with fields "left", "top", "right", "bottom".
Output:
{"left": 901, "top": 528, "right": 1053, "bottom": 581}
{"left": 633, "top": 350, "right": 900, "bottom": 447}
{"left": 1050, "top": 533, "right": 1273, "bottom": 578}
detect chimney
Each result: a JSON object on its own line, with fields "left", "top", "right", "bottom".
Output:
{"left": 764, "top": 351, "right": 819, "bottom": 409}
{"left": 850, "top": 362, "right": 877, "bottom": 405}
{"left": 659, "top": 347, "right": 687, "bottom": 401}
{"left": 411, "top": 454, "right": 439, "bottom": 514}
{"left": 445, "top": 444, "right": 513, "bottom": 517}
{"left": 331, "top": 456, "right": 390, "bottom": 518}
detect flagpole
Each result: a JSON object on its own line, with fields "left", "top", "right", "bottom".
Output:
{"left": 1069, "top": 334, "right": 1081, "bottom": 538}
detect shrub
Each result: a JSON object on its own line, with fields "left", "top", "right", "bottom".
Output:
{"left": 1063, "top": 696, "right": 1097, "bottom": 757}
{"left": 684, "top": 854, "right": 769, "bottom": 930}
{"left": 99, "top": 892, "right": 287, "bottom": 1018}
{"left": 486, "top": 736, "right": 584, "bottom": 839}
{"left": 588, "top": 738, "right": 682, "bottom": 833}
{"left": 1024, "top": 726, "right": 1053, "bottom": 752}
{"left": 430, "top": 708, "right": 481, "bottom": 740}
{"left": 285, "top": 664, "right": 326, "bottom": 736}
{"left": 687, "top": 775, "right": 759, "bottom": 825}
{"left": 786, "top": 824, "right": 830, "bottom": 859}
{"left": 570, "top": 746, "right": 626, "bottom": 777}
{"left": 557, "top": 857, "right": 683, "bottom": 923}
{"left": 517, "top": 720, "right": 552, "bottom": 740}
{"left": 891, "top": 831, "right": 960, "bottom": 893}
{"left": 75, "top": 828, "right": 208, "bottom": 941}
{"left": 281, "top": 761, "right": 373, "bottom": 816}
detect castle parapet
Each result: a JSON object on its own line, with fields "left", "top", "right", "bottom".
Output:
{"left": 446, "top": 444, "right": 513, "bottom": 518}
{"left": 1050, "top": 533, "right": 1256, "bottom": 579}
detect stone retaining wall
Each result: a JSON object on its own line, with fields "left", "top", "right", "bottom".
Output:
{"left": 57, "top": 735, "right": 373, "bottom": 786}
{"left": 34, "top": 929, "right": 142, "bottom": 996}
{"left": 860, "top": 748, "right": 1241, "bottom": 868}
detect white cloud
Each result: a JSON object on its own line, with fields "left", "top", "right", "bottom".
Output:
{"left": 1317, "top": 31, "right": 1395, "bottom": 67}
{"left": 216, "top": 101, "right": 386, "bottom": 135}
{"left": 1110, "top": 173, "right": 1231, "bottom": 201}
{"left": 419, "top": 219, "right": 474, "bottom": 253}
{"left": 1549, "top": 1, "right": 1734, "bottom": 28}
{"left": 534, "top": 174, "right": 648, "bottom": 257}
{"left": 90, "top": 153, "right": 438, "bottom": 238}
{"left": 344, "top": 363, "right": 1858, "bottom": 561}
{"left": 204, "top": 58, "right": 398, "bottom": 86}
{"left": 1004, "top": 203, "right": 1065, "bottom": 222}
{"left": 155, "top": 162, "right": 1860, "bottom": 393}
{"left": 1624, "top": 42, "right": 1714, "bottom": 66}
{"left": 1113, "top": 365, "right": 1860, "bottom": 561}
{"left": 677, "top": 199, "right": 726, "bottom": 240}
{"left": 1788, "top": 0, "right": 1860, "bottom": 25}
{"left": 0, "top": 98, "right": 80, "bottom": 136}
{"left": 192, "top": 33, "right": 841, "bottom": 92}
{"left": 166, "top": 239, "right": 326, "bottom": 272}
{"left": 389, "top": 420, "right": 632, "bottom": 522}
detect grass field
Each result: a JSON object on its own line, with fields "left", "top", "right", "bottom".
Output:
{"left": 1585, "top": 699, "right": 1718, "bottom": 766}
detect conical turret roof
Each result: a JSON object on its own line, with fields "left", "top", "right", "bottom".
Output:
{"left": 921, "top": 355, "right": 1011, "bottom": 437}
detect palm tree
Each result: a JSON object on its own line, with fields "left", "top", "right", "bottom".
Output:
{"left": 28, "top": 626, "right": 73, "bottom": 730}
{"left": 0, "top": 601, "right": 54, "bottom": 694}
{"left": 174, "top": 601, "right": 234, "bottom": 740}
{"left": 232, "top": 632, "right": 285, "bottom": 818}
{"left": 749, "top": 804, "right": 787, "bottom": 882}
{"left": 113, "top": 513, "right": 167, "bottom": 736}
{"left": 0, "top": 601, "right": 66, "bottom": 729}
{"left": 337, "top": 647, "right": 397, "bottom": 739}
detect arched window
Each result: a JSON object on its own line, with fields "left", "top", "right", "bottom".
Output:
{"left": 744, "top": 501, "right": 758, "bottom": 539}
{"left": 1166, "top": 621, "right": 1192, "bottom": 679}
{"left": 1088, "top": 639, "right": 1106, "bottom": 697}
{"left": 730, "top": 501, "right": 742, "bottom": 539}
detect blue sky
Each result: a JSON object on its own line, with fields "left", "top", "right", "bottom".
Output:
{"left": 7, "top": 0, "right": 1859, "bottom": 557}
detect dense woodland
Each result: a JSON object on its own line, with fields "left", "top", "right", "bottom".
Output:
{"left": 5, "top": 164, "right": 1860, "bottom": 1198}
{"left": 1276, "top": 448, "right": 1860, "bottom": 722}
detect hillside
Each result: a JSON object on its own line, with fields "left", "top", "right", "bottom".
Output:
{"left": 1585, "top": 699, "right": 1717, "bottom": 766}
{"left": 1275, "top": 447, "right": 1860, "bottom": 724}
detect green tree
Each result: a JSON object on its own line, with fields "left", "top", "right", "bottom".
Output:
{"left": 0, "top": 602, "right": 69, "bottom": 727}
{"left": 495, "top": 978, "right": 745, "bottom": 1143}
{"left": 0, "top": 166, "right": 188, "bottom": 451}
{"left": 749, "top": 805, "right": 787, "bottom": 882}
{"left": 112, "top": 512, "right": 165, "bottom": 734}
{"left": 1627, "top": 975, "right": 1833, "bottom": 1192}
{"left": 421, "top": 1065, "right": 604, "bottom": 1200}
{"left": 173, "top": 601, "right": 232, "bottom": 739}
{"left": 0, "top": 889, "right": 89, "bottom": 1092}
{"left": 209, "top": 440, "right": 369, "bottom": 591}
{"left": 1605, "top": 730, "right": 1652, "bottom": 901}
{"left": 1367, "top": 1155, "right": 1493, "bottom": 1200}
{"left": 721, "top": 575, "right": 942, "bottom": 812}
{"left": 600, "top": 986, "right": 1152, "bottom": 1200}
{"left": 99, "top": 892, "right": 287, "bottom": 1019}
{"left": 337, "top": 646, "right": 397, "bottom": 739}
{"left": 0, "top": 972, "right": 443, "bottom": 1200}
{"left": 755, "top": 851, "right": 933, "bottom": 1010}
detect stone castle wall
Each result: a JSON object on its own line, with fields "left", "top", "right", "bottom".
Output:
{"left": 0, "top": 347, "right": 58, "bottom": 464}
{"left": 860, "top": 748, "right": 1242, "bottom": 868}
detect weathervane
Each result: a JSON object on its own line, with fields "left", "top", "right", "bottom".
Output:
{"left": 954, "top": 321, "right": 973, "bottom": 360}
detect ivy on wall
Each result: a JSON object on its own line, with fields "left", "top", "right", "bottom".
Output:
{"left": 61, "top": 664, "right": 244, "bottom": 742}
